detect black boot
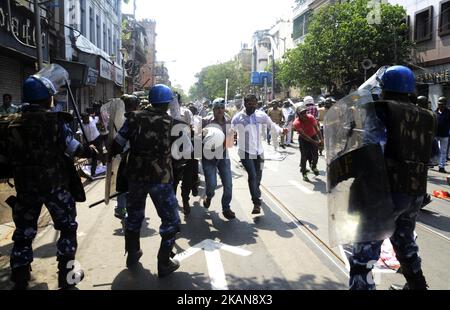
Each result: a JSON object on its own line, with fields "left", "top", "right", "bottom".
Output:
{"left": 10, "top": 264, "right": 31, "bottom": 290}
{"left": 57, "top": 258, "right": 84, "bottom": 289}
{"left": 157, "top": 242, "right": 180, "bottom": 278}
{"left": 402, "top": 268, "right": 428, "bottom": 290}
{"left": 125, "top": 230, "right": 143, "bottom": 268}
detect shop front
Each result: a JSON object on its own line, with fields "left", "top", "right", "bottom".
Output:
{"left": 415, "top": 63, "right": 450, "bottom": 111}
{"left": 0, "top": 1, "right": 49, "bottom": 104}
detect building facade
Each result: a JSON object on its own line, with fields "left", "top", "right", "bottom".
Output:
{"left": 139, "top": 19, "right": 156, "bottom": 90}
{"left": 0, "top": 0, "right": 51, "bottom": 105}
{"left": 64, "top": 0, "right": 123, "bottom": 112}
{"left": 389, "top": 0, "right": 450, "bottom": 109}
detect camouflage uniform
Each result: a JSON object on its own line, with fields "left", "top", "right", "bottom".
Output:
{"left": 1, "top": 104, "right": 86, "bottom": 288}
{"left": 114, "top": 107, "right": 186, "bottom": 275}
{"left": 349, "top": 100, "right": 436, "bottom": 290}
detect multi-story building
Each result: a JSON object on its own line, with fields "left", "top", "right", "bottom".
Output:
{"left": 389, "top": 0, "right": 450, "bottom": 109}
{"left": 0, "top": 0, "right": 52, "bottom": 104}
{"left": 251, "top": 29, "right": 271, "bottom": 73}
{"left": 292, "top": 0, "right": 313, "bottom": 45}
{"left": 63, "top": 0, "right": 123, "bottom": 111}
{"left": 139, "top": 19, "right": 156, "bottom": 90}
{"left": 236, "top": 43, "right": 252, "bottom": 72}
{"left": 154, "top": 61, "right": 171, "bottom": 86}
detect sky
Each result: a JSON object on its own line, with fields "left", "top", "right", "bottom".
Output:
{"left": 123, "top": 0, "right": 294, "bottom": 93}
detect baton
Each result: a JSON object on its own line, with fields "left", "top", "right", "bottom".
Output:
{"left": 65, "top": 80, "right": 90, "bottom": 144}
{"left": 89, "top": 192, "right": 123, "bottom": 208}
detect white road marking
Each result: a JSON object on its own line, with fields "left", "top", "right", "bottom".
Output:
{"left": 173, "top": 239, "right": 252, "bottom": 290}
{"left": 288, "top": 180, "right": 314, "bottom": 195}
{"left": 417, "top": 223, "right": 450, "bottom": 242}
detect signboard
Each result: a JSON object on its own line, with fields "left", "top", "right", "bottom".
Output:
{"left": 85, "top": 67, "right": 99, "bottom": 86}
{"left": 99, "top": 58, "right": 113, "bottom": 80}
{"left": 0, "top": 2, "right": 49, "bottom": 61}
{"left": 115, "top": 64, "right": 123, "bottom": 86}
{"left": 416, "top": 65, "right": 450, "bottom": 84}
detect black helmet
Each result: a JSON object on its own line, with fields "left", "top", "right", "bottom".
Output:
{"left": 416, "top": 96, "right": 428, "bottom": 108}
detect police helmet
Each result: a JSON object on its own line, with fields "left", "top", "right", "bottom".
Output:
{"left": 212, "top": 98, "right": 225, "bottom": 109}
{"left": 438, "top": 96, "right": 447, "bottom": 104}
{"left": 296, "top": 104, "right": 308, "bottom": 115}
{"left": 380, "top": 65, "right": 415, "bottom": 94}
{"left": 416, "top": 96, "right": 428, "bottom": 108}
{"left": 23, "top": 76, "right": 55, "bottom": 103}
{"left": 148, "top": 84, "right": 173, "bottom": 104}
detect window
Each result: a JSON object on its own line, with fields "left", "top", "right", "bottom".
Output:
{"left": 96, "top": 15, "right": 101, "bottom": 48}
{"left": 80, "top": 0, "right": 86, "bottom": 36}
{"left": 414, "top": 6, "right": 433, "bottom": 42}
{"left": 89, "top": 7, "right": 95, "bottom": 44}
{"left": 293, "top": 11, "right": 311, "bottom": 40}
{"left": 108, "top": 28, "right": 112, "bottom": 55}
{"left": 113, "top": 32, "right": 117, "bottom": 58}
{"left": 439, "top": 0, "right": 450, "bottom": 36}
{"left": 103, "top": 23, "right": 107, "bottom": 52}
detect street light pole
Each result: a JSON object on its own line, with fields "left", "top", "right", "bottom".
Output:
{"left": 271, "top": 53, "right": 275, "bottom": 101}
{"left": 34, "top": 0, "right": 43, "bottom": 70}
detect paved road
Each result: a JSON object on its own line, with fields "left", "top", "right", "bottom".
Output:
{"left": 1, "top": 134, "right": 449, "bottom": 290}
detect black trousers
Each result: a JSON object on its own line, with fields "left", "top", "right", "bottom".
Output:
{"left": 173, "top": 159, "right": 199, "bottom": 203}
{"left": 298, "top": 137, "right": 319, "bottom": 174}
{"left": 90, "top": 135, "right": 106, "bottom": 176}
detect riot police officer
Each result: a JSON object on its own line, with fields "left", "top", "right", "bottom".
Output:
{"left": 110, "top": 84, "right": 189, "bottom": 277}
{"left": 3, "top": 68, "right": 96, "bottom": 289}
{"left": 348, "top": 66, "right": 436, "bottom": 290}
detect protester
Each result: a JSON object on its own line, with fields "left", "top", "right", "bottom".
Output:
{"left": 0, "top": 93, "right": 18, "bottom": 114}
{"left": 231, "top": 94, "right": 287, "bottom": 214}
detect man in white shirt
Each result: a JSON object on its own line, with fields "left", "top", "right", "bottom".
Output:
{"left": 231, "top": 94, "right": 287, "bottom": 214}
{"left": 81, "top": 112, "right": 104, "bottom": 176}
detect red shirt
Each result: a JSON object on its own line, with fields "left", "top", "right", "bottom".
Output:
{"left": 293, "top": 114, "right": 318, "bottom": 138}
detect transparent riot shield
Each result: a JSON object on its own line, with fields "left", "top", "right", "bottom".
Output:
{"left": 102, "top": 98, "right": 126, "bottom": 205}
{"left": 33, "top": 63, "right": 70, "bottom": 96}
{"left": 324, "top": 89, "right": 396, "bottom": 247}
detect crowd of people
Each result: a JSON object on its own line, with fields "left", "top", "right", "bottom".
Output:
{"left": 0, "top": 63, "right": 448, "bottom": 291}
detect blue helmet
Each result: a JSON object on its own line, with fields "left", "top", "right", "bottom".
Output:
{"left": 148, "top": 84, "right": 173, "bottom": 104}
{"left": 380, "top": 65, "right": 415, "bottom": 94}
{"left": 23, "top": 76, "right": 53, "bottom": 102}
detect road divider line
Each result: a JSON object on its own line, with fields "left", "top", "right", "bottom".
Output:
{"left": 288, "top": 180, "right": 314, "bottom": 195}
{"left": 416, "top": 223, "right": 450, "bottom": 243}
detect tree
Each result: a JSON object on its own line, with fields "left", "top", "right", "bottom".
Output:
{"left": 278, "top": 0, "right": 413, "bottom": 95}
{"left": 189, "top": 60, "right": 251, "bottom": 101}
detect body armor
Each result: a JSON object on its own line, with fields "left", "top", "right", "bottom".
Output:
{"left": 126, "top": 110, "right": 174, "bottom": 183}
{"left": 6, "top": 111, "right": 72, "bottom": 193}
{"left": 382, "top": 101, "right": 436, "bottom": 195}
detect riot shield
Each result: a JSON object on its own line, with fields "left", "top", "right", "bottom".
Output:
{"left": 33, "top": 63, "right": 69, "bottom": 96}
{"left": 102, "top": 98, "right": 126, "bottom": 205}
{"left": 324, "top": 89, "right": 396, "bottom": 247}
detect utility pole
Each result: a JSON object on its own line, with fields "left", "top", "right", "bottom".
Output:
{"left": 225, "top": 78, "right": 229, "bottom": 103}
{"left": 271, "top": 53, "right": 275, "bottom": 101}
{"left": 131, "top": 0, "right": 137, "bottom": 92}
{"left": 34, "top": 0, "right": 43, "bottom": 70}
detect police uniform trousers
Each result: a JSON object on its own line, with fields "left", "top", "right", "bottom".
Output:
{"left": 10, "top": 187, "right": 78, "bottom": 269}
{"left": 349, "top": 193, "right": 424, "bottom": 290}
{"left": 126, "top": 181, "right": 180, "bottom": 247}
